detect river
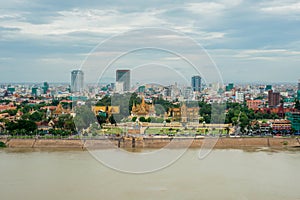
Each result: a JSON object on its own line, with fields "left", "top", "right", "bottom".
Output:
{"left": 0, "top": 148, "right": 299, "bottom": 200}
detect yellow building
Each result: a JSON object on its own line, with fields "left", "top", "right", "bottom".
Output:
{"left": 53, "top": 103, "right": 71, "bottom": 117}
{"left": 92, "top": 106, "right": 120, "bottom": 115}
{"left": 131, "top": 97, "right": 155, "bottom": 117}
{"left": 169, "top": 103, "right": 199, "bottom": 123}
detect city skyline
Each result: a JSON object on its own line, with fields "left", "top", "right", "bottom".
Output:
{"left": 1, "top": 0, "right": 300, "bottom": 83}
{"left": 1, "top": 1, "right": 300, "bottom": 198}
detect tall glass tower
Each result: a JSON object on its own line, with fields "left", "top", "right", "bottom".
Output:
{"left": 71, "top": 70, "right": 84, "bottom": 93}
{"left": 116, "top": 70, "right": 130, "bottom": 92}
{"left": 191, "top": 76, "right": 201, "bottom": 92}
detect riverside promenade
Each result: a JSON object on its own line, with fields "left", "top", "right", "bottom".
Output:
{"left": 1, "top": 137, "right": 300, "bottom": 149}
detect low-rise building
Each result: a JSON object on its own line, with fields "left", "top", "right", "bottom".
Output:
{"left": 286, "top": 112, "right": 300, "bottom": 133}
{"left": 0, "top": 103, "right": 17, "bottom": 112}
{"left": 269, "top": 119, "right": 291, "bottom": 132}
{"left": 246, "top": 100, "right": 263, "bottom": 110}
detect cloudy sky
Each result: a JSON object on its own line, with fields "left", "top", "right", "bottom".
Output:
{"left": 0, "top": 0, "right": 300, "bottom": 84}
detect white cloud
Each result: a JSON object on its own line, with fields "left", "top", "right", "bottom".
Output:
{"left": 184, "top": 2, "right": 226, "bottom": 15}
{"left": 260, "top": 1, "right": 300, "bottom": 15}
{"left": 0, "top": 7, "right": 228, "bottom": 49}
{"left": 0, "top": 0, "right": 300, "bottom": 82}
{"left": 184, "top": 0, "right": 242, "bottom": 15}
{"left": 0, "top": 57, "right": 12, "bottom": 61}
{"left": 237, "top": 49, "right": 300, "bottom": 58}
{"left": 0, "top": 8, "right": 167, "bottom": 37}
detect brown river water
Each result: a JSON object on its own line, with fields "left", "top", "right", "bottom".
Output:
{"left": 0, "top": 148, "right": 299, "bottom": 200}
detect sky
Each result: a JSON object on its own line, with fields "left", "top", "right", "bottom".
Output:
{"left": 0, "top": 0, "right": 300, "bottom": 84}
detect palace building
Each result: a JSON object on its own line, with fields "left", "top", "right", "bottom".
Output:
{"left": 168, "top": 102, "right": 199, "bottom": 123}
{"left": 131, "top": 97, "right": 155, "bottom": 117}
{"left": 92, "top": 106, "right": 120, "bottom": 116}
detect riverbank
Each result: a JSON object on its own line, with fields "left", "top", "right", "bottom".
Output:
{"left": 1, "top": 137, "right": 299, "bottom": 149}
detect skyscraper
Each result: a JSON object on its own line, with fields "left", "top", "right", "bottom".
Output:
{"left": 268, "top": 90, "right": 280, "bottom": 108}
{"left": 42, "top": 82, "right": 49, "bottom": 94}
{"left": 265, "top": 85, "right": 272, "bottom": 91}
{"left": 71, "top": 70, "right": 84, "bottom": 93}
{"left": 235, "top": 91, "right": 245, "bottom": 103}
{"left": 298, "top": 79, "right": 300, "bottom": 100}
{"left": 116, "top": 70, "right": 130, "bottom": 92}
{"left": 191, "top": 76, "right": 201, "bottom": 92}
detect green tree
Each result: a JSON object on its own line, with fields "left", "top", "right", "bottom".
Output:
{"left": 139, "top": 116, "right": 146, "bottom": 122}
{"left": 6, "top": 120, "right": 37, "bottom": 134}
{"left": 64, "top": 119, "right": 76, "bottom": 131}
{"left": 29, "top": 111, "right": 44, "bottom": 122}
{"left": 96, "top": 114, "right": 107, "bottom": 128}
{"left": 153, "top": 97, "right": 179, "bottom": 112}
{"left": 0, "top": 109, "right": 17, "bottom": 116}
{"left": 0, "top": 141, "right": 6, "bottom": 148}
{"left": 21, "top": 113, "right": 31, "bottom": 120}
{"left": 210, "top": 103, "right": 226, "bottom": 124}
{"left": 146, "top": 117, "right": 151, "bottom": 123}
{"left": 73, "top": 105, "right": 96, "bottom": 130}
{"left": 109, "top": 115, "right": 117, "bottom": 125}
{"left": 95, "top": 95, "right": 111, "bottom": 106}
{"left": 21, "top": 105, "right": 33, "bottom": 114}
{"left": 132, "top": 116, "right": 137, "bottom": 122}
{"left": 51, "top": 99, "right": 60, "bottom": 106}
{"left": 239, "top": 112, "right": 249, "bottom": 131}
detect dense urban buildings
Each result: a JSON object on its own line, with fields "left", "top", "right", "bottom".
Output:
{"left": 71, "top": 70, "right": 84, "bottom": 93}
{"left": 116, "top": 70, "right": 130, "bottom": 92}
{"left": 0, "top": 74, "right": 299, "bottom": 136}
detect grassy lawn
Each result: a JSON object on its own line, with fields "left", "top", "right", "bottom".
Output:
{"left": 144, "top": 127, "right": 228, "bottom": 135}
{"left": 101, "top": 127, "right": 123, "bottom": 135}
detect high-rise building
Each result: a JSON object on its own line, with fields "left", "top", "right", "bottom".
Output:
{"left": 268, "top": 90, "right": 280, "bottom": 108}
{"left": 163, "top": 86, "right": 172, "bottom": 97}
{"left": 138, "top": 86, "right": 146, "bottom": 93}
{"left": 115, "top": 82, "right": 124, "bottom": 93}
{"left": 116, "top": 70, "right": 130, "bottom": 92}
{"left": 225, "top": 83, "right": 234, "bottom": 91}
{"left": 31, "top": 87, "right": 39, "bottom": 96}
{"left": 298, "top": 79, "right": 300, "bottom": 100}
{"left": 7, "top": 87, "right": 15, "bottom": 94}
{"left": 71, "top": 70, "right": 84, "bottom": 93}
{"left": 265, "top": 85, "right": 272, "bottom": 91}
{"left": 191, "top": 76, "right": 201, "bottom": 92}
{"left": 235, "top": 91, "right": 245, "bottom": 103}
{"left": 286, "top": 112, "right": 300, "bottom": 134}
{"left": 183, "top": 87, "right": 193, "bottom": 99}
{"left": 42, "top": 82, "right": 49, "bottom": 94}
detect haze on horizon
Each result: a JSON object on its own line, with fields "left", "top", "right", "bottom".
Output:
{"left": 0, "top": 0, "right": 300, "bottom": 83}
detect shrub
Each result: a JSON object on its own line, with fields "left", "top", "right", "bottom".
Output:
{"left": 0, "top": 141, "right": 6, "bottom": 148}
